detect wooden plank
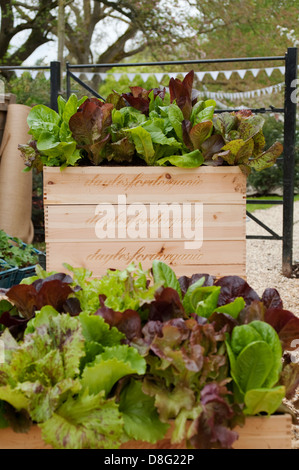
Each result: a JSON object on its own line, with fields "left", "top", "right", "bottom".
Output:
{"left": 0, "top": 426, "right": 52, "bottom": 449}
{"left": 46, "top": 240, "right": 246, "bottom": 278}
{"left": 233, "top": 414, "right": 292, "bottom": 449}
{"left": 120, "top": 415, "right": 292, "bottom": 449}
{"left": 45, "top": 203, "right": 246, "bottom": 242}
{"left": 43, "top": 166, "right": 246, "bottom": 205}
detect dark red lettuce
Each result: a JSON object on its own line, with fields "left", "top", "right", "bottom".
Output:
{"left": 188, "top": 381, "right": 244, "bottom": 449}
{"left": 265, "top": 308, "right": 299, "bottom": 350}
{"left": 69, "top": 98, "right": 113, "bottom": 165}
{"left": 148, "top": 287, "right": 186, "bottom": 322}
{"left": 95, "top": 295, "right": 142, "bottom": 341}
{"left": 215, "top": 276, "right": 260, "bottom": 307}
{"left": 169, "top": 70, "right": 195, "bottom": 120}
{"left": 0, "top": 275, "right": 77, "bottom": 338}
{"left": 121, "top": 86, "right": 166, "bottom": 116}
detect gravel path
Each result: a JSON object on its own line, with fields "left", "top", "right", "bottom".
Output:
{"left": 246, "top": 200, "right": 299, "bottom": 317}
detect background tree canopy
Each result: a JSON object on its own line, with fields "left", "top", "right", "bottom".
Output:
{"left": 1, "top": 0, "right": 298, "bottom": 67}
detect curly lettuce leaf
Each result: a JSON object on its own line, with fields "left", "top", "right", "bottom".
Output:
{"left": 40, "top": 390, "right": 124, "bottom": 449}
{"left": 119, "top": 379, "right": 169, "bottom": 443}
{"left": 79, "top": 311, "right": 125, "bottom": 347}
{"left": 80, "top": 345, "right": 146, "bottom": 396}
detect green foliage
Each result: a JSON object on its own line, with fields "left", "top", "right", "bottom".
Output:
{"left": 225, "top": 321, "right": 285, "bottom": 415}
{"left": 0, "top": 230, "right": 39, "bottom": 268}
{"left": 98, "top": 72, "right": 161, "bottom": 99}
{"left": 3, "top": 72, "right": 51, "bottom": 107}
{"left": 1, "top": 260, "right": 299, "bottom": 448}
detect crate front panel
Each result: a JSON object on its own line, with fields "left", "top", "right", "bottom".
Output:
{"left": 44, "top": 166, "right": 246, "bottom": 278}
{"left": 45, "top": 203, "right": 246, "bottom": 242}
{"left": 46, "top": 240, "right": 246, "bottom": 278}
{"left": 43, "top": 166, "right": 246, "bottom": 205}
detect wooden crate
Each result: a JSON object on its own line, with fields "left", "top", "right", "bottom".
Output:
{"left": 0, "top": 415, "right": 292, "bottom": 449}
{"left": 43, "top": 166, "right": 246, "bottom": 278}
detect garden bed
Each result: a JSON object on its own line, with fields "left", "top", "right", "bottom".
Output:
{"left": 43, "top": 165, "right": 246, "bottom": 279}
{"left": 0, "top": 415, "right": 292, "bottom": 449}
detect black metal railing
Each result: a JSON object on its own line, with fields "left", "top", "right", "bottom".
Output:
{"left": 62, "top": 49, "right": 297, "bottom": 276}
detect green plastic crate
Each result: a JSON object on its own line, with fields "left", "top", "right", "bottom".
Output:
{"left": 0, "top": 262, "right": 18, "bottom": 288}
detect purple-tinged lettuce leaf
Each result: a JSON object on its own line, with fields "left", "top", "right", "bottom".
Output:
{"left": 178, "top": 273, "right": 214, "bottom": 297}
{"left": 19, "top": 140, "right": 44, "bottom": 172}
{"left": 248, "top": 141, "right": 283, "bottom": 172}
{"left": 0, "top": 312, "right": 86, "bottom": 423}
{"left": 238, "top": 300, "right": 266, "bottom": 324}
{"left": 6, "top": 280, "right": 74, "bottom": 319}
{"left": 252, "top": 130, "right": 266, "bottom": 157}
{"left": 0, "top": 311, "right": 29, "bottom": 339}
{"left": 69, "top": 98, "right": 113, "bottom": 165}
{"left": 182, "top": 119, "right": 193, "bottom": 150}
{"left": 106, "top": 90, "right": 127, "bottom": 109}
{"left": 106, "top": 136, "right": 135, "bottom": 163}
{"left": 142, "top": 376, "right": 197, "bottom": 423}
{"left": 40, "top": 390, "right": 124, "bottom": 449}
{"left": 121, "top": 87, "right": 166, "bottom": 116}
{"left": 261, "top": 288, "right": 283, "bottom": 310}
{"left": 95, "top": 295, "right": 142, "bottom": 341}
{"left": 187, "top": 381, "right": 242, "bottom": 449}
{"left": 201, "top": 134, "right": 226, "bottom": 161}
{"left": 213, "top": 112, "right": 238, "bottom": 136}
{"left": 217, "top": 139, "right": 249, "bottom": 165}
{"left": 189, "top": 121, "right": 213, "bottom": 149}
{"left": 0, "top": 401, "right": 31, "bottom": 433}
{"left": 237, "top": 113, "right": 264, "bottom": 141}
{"left": 208, "top": 312, "right": 238, "bottom": 334}
{"left": 148, "top": 287, "right": 187, "bottom": 322}
{"left": 265, "top": 308, "right": 299, "bottom": 351}
{"left": 169, "top": 70, "right": 194, "bottom": 120}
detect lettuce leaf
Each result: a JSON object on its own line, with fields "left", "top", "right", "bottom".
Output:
{"left": 225, "top": 320, "right": 284, "bottom": 414}
{"left": 20, "top": 94, "right": 87, "bottom": 170}
{"left": 243, "top": 386, "right": 285, "bottom": 415}
{"left": 39, "top": 389, "right": 124, "bottom": 449}
{"left": 152, "top": 260, "right": 182, "bottom": 299}
{"left": 119, "top": 379, "right": 169, "bottom": 443}
{"left": 80, "top": 345, "right": 146, "bottom": 396}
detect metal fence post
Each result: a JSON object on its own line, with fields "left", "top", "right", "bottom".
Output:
{"left": 66, "top": 62, "right": 71, "bottom": 99}
{"left": 50, "top": 61, "right": 61, "bottom": 112}
{"left": 282, "top": 47, "right": 298, "bottom": 277}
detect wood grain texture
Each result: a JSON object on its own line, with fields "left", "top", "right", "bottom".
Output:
{"left": 43, "top": 166, "right": 246, "bottom": 278}
{"left": 43, "top": 166, "right": 246, "bottom": 205}
{"left": 46, "top": 240, "right": 246, "bottom": 278}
